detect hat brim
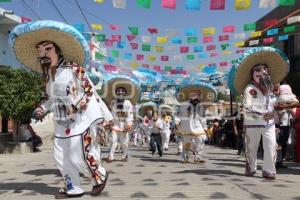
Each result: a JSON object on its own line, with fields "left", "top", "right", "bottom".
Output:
{"left": 177, "top": 85, "right": 217, "bottom": 102}
{"left": 138, "top": 102, "right": 158, "bottom": 117}
{"left": 103, "top": 78, "right": 140, "bottom": 105}
{"left": 159, "top": 104, "right": 174, "bottom": 114}
{"left": 233, "top": 47, "right": 289, "bottom": 94}
{"left": 10, "top": 21, "right": 89, "bottom": 73}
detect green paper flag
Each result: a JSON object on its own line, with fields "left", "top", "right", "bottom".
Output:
{"left": 96, "top": 34, "right": 106, "bottom": 42}
{"left": 0, "top": 0, "right": 12, "bottom": 2}
{"left": 142, "top": 44, "right": 151, "bottom": 51}
{"left": 186, "top": 54, "right": 195, "bottom": 60}
{"left": 279, "top": 0, "right": 295, "bottom": 6}
{"left": 284, "top": 25, "right": 296, "bottom": 33}
{"left": 244, "top": 23, "right": 256, "bottom": 31}
{"left": 221, "top": 43, "right": 230, "bottom": 50}
{"left": 136, "top": 0, "right": 151, "bottom": 9}
{"left": 187, "top": 37, "right": 198, "bottom": 43}
{"left": 164, "top": 66, "right": 172, "bottom": 71}
{"left": 129, "top": 26, "right": 139, "bottom": 35}
{"left": 231, "top": 59, "right": 238, "bottom": 64}
{"left": 95, "top": 52, "right": 105, "bottom": 59}
{"left": 111, "top": 50, "right": 119, "bottom": 58}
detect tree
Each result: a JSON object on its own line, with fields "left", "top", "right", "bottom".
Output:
{"left": 0, "top": 66, "right": 44, "bottom": 140}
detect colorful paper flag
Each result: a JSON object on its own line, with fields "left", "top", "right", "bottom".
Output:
{"left": 220, "top": 43, "right": 230, "bottom": 50}
{"left": 95, "top": 52, "right": 105, "bottom": 59}
{"left": 223, "top": 50, "right": 232, "bottom": 55}
{"left": 193, "top": 46, "right": 203, "bottom": 52}
{"left": 264, "top": 19, "right": 278, "bottom": 28}
{"left": 202, "top": 27, "right": 216, "bottom": 35}
{"left": 236, "top": 49, "right": 245, "bottom": 54}
{"left": 219, "top": 61, "right": 228, "bottom": 67}
{"left": 127, "top": 35, "right": 136, "bottom": 41}
{"left": 173, "top": 55, "right": 182, "bottom": 61}
{"left": 234, "top": 33, "right": 246, "bottom": 40}
{"left": 130, "top": 43, "right": 139, "bottom": 49}
{"left": 263, "top": 37, "right": 274, "bottom": 44}
{"left": 128, "top": 26, "right": 139, "bottom": 35}
{"left": 21, "top": 16, "right": 32, "bottom": 23}
{"left": 142, "top": 64, "right": 150, "bottom": 68}
{"left": 148, "top": 27, "right": 158, "bottom": 34}
{"left": 249, "top": 39, "right": 259, "bottom": 46}
{"left": 164, "top": 66, "right": 172, "bottom": 71}
{"left": 287, "top": 16, "right": 300, "bottom": 25}
{"left": 92, "top": 24, "right": 103, "bottom": 31}
{"left": 162, "top": 0, "right": 176, "bottom": 9}
{"left": 148, "top": 55, "right": 157, "bottom": 61}
{"left": 136, "top": 54, "right": 144, "bottom": 61}
{"left": 142, "top": 44, "right": 151, "bottom": 51}
{"left": 180, "top": 46, "right": 189, "bottom": 53}
{"left": 187, "top": 37, "right": 198, "bottom": 43}
{"left": 186, "top": 54, "right": 195, "bottom": 60}
{"left": 210, "top": 52, "right": 219, "bottom": 57}
{"left": 113, "top": 0, "right": 127, "bottom": 8}
{"left": 154, "top": 46, "right": 163, "bottom": 53}
{"left": 279, "top": 0, "right": 295, "bottom": 6}
{"left": 109, "top": 24, "right": 121, "bottom": 30}
{"left": 259, "top": 0, "right": 276, "bottom": 8}
{"left": 117, "top": 41, "right": 126, "bottom": 48}
{"left": 203, "top": 36, "right": 213, "bottom": 43}
{"left": 161, "top": 55, "right": 169, "bottom": 61}
{"left": 235, "top": 0, "right": 251, "bottom": 10}
{"left": 111, "top": 50, "right": 119, "bottom": 57}
{"left": 244, "top": 22, "right": 256, "bottom": 31}
{"left": 153, "top": 65, "right": 161, "bottom": 71}
{"left": 185, "top": 0, "right": 201, "bottom": 11}
{"left": 219, "top": 35, "right": 229, "bottom": 41}
{"left": 207, "top": 45, "right": 216, "bottom": 51}
{"left": 136, "top": 0, "right": 152, "bottom": 9}
{"left": 111, "top": 35, "right": 121, "bottom": 42}
{"left": 142, "top": 36, "right": 152, "bottom": 43}
{"left": 223, "top": 25, "right": 235, "bottom": 33}
{"left": 199, "top": 53, "right": 207, "bottom": 58}
{"left": 185, "top": 28, "right": 197, "bottom": 36}
{"left": 94, "top": 0, "right": 104, "bottom": 3}
{"left": 73, "top": 23, "right": 84, "bottom": 32}
{"left": 278, "top": 35, "right": 289, "bottom": 41}
{"left": 105, "top": 39, "right": 113, "bottom": 47}
{"left": 157, "top": 37, "right": 168, "bottom": 43}
{"left": 267, "top": 28, "right": 278, "bottom": 36}
{"left": 284, "top": 25, "right": 296, "bottom": 33}
{"left": 251, "top": 31, "right": 262, "bottom": 38}
{"left": 0, "top": 0, "right": 12, "bottom": 2}
{"left": 210, "top": 0, "right": 225, "bottom": 10}
{"left": 123, "top": 53, "right": 132, "bottom": 60}
{"left": 172, "top": 37, "right": 182, "bottom": 44}
{"left": 235, "top": 41, "right": 245, "bottom": 47}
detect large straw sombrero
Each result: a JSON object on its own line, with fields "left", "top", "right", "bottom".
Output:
{"left": 159, "top": 104, "right": 174, "bottom": 114}
{"left": 9, "top": 20, "right": 90, "bottom": 73}
{"left": 177, "top": 81, "right": 217, "bottom": 102}
{"left": 228, "top": 47, "right": 289, "bottom": 94}
{"left": 138, "top": 101, "right": 158, "bottom": 117}
{"left": 102, "top": 76, "right": 140, "bottom": 105}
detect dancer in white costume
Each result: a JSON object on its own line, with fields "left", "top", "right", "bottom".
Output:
{"left": 176, "top": 84, "right": 217, "bottom": 163}
{"left": 228, "top": 47, "right": 290, "bottom": 180}
{"left": 9, "top": 20, "right": 112, "bottom": 198}
{"left": 107, "top": 86, "right": 134, "bottom": 162}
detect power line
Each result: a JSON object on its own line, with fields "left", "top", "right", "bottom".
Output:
{"left": 48, "top": 0, "right": 69, "bottom": 23}
{"left": 21, "top": 0, "right": 42, "bottom": 20}
{"left": 74, "top": 0, "right": 92, "bottom": 32}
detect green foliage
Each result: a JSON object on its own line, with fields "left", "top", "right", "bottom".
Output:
{"left": 0, "top": 66, "right": 44, "bottom": 122}
{"left": 217, "top": 92, "right": 230, "bottom": 101}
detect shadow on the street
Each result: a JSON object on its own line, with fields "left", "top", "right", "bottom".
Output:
{"left": 276, "top": 167, "right": 300, "bottom": 175}
{"left": 172, "top": 169, "right": 242, "bottom": 176}
{"left": 0, "top": 182, "right": 58, "bottom": 195}
{"left": 209, "top": 158, "right": 245, "bottom": 163}
{"left": 213, "top": 162, "right": 245, "bottom": 168}
{"left": 23, "top": 168, "right": 61, "bottom": 177}
{"left": 140, "top": 158, "right": 179, "bottom": 163}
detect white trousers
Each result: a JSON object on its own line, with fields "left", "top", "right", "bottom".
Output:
{"left": 182, "top": 135, "right": 206, "bottom": 161}
{"left": 245, "top": 126, "right": 277, "bottom": 174}
{"left": 54, "top": 126, "right": 106, "bottom": 195}
{"left": 108, "top": 131, "right": 129, "bottom": 160}
{"left": 162, "top": 131, "right": 171, "bottom": 149}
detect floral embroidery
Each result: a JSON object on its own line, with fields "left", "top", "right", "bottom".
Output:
{"left": 249, "top": 89, "right": 257, "bottom": 98}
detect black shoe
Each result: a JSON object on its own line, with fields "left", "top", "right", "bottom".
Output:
{"left": 276, "top": 163, "right": 288, "bottom": 169}
{"left": 91, "top": 172, "right": 109, "bottom": 196}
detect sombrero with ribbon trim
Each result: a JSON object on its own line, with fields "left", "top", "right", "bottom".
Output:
{"left": 159, "top": 104, "right": 174, "bottom": 114}
{"left": 138, "top": 101, "right": 158, "bottom": 117}
{"left": 102, "top": 75, "right": 140, "bottom": 105}
{"left": 9, "top": 20, "right": 90, "bottom": 73}
{"left": 177, "top": 81, "right": 217, "bottom": 102}
{"left": 228, "top": 47, "right": 289, "bottom": 95}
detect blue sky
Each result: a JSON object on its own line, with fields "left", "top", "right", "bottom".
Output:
{"left": 0, "top": 0, "right": 275, "bottom": 75}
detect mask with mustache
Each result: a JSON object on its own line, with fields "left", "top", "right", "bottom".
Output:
{"left": 116, "top": 98, "right": 124, "bottom": 110}
{"left": 259, "top": 75, "right": 272, "bottom": 92}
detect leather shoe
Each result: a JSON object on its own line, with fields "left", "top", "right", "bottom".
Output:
{"left": 262, "top": 171, "right": 276, "bottom": 180}
{"left": 91, "top": 172, "right": 109, "bottom": 196}
{"left": 55, "top": 191, "right": 84, "bottom": 199}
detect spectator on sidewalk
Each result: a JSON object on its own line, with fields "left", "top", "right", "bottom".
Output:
{"left": 19, "top": 119, "right": 43, "bottom": 153}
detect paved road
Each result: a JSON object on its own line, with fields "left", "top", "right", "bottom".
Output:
{"left": 0, "top": 143, "right": 300, "bottom": 200}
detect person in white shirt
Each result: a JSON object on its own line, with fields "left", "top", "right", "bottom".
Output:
{"left": 107, "top": 86, "right": 134, "bottom": 162}
{"left": 161, "top": 111, "right": 172, "bottom": 151}
{"left": 10, "top": 20, "right": 112, "bottom": 198}
{"left": 149, "top": 112, "right": 163, "bottom": 157}
{"left": 228, "top": 47, "right": 290, "bottom": 180}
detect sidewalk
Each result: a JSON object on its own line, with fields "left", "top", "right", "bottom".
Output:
{"left": 0, "top": 142, "right": 300, "bottom": 199}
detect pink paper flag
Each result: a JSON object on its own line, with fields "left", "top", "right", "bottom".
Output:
{"left": 207, "top": 45, "right": 216, "bottom": 51}
{"left": 236, "top": 49, "right": 245, "bottom": 53}
{"left": 210, "top": 52, "right": 219, "bottom": 57}
{"left": 148, "top": 27, "right": 158, "bottom": 34}
{"left": 104, "top": 64, "right": 117, "bottom": 72}
{"left": 210, "top": 0, "right": 225, "bottom": 10}
{"left": 153, "top": 65, "right": 161, "bottom": 71}
{"left": 203, "top": 36, "right": 213, "bottom": 43}
{"left": 89, "top": 43, "right": 95, "bottom": 50}
{"left": 263, "top": 37, "right": 274, "bottom": 44}
{"left": 161, "top": 55, "right": 169, "bottom": 61}
{"left": 219, "top": 61, "right": 228, "bottom": 67}
{"left": 111, "top": 35, "right": 121, "bottom": 42}
{"left": 208, "top": 63, "right": 216, "bottom": 66}
{"left": 142, "top": 63, "right": 150, "bottom": 68}
{"left": 170, "top": 69, "right": 177, "bottom": 74}
{"left": 127, "top": 35, "right": 136, "bottom": 41}
{"left": 109, "top": 24, "right": 121, "bottom": 30}
{"left": 105, "top": 39, "right": 113, "bottom": 47}
{"left": 180, "top": 70, "right": 188, "bottom": 75}
{"left": 21, "top": 16, "right": 32, "bottom": 23}
{"left": 162, "top": 0, "right": 176, "bottom": 9}
{"left": 218, "top": 35, "right": 229, "bottom": 41}
{"left": 180, "top": 46, "right": 189, "bottom": 53}
{"left": 136, "top": 54, "right": 144, "bottom": 61}
{"left": 130, "top": 43, "right": 138, "bottom": 49}
{"left": 223, "top": 25, "right": 235, "bottom": 33}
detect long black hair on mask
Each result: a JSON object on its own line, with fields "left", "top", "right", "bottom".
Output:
{"left": 187, "top": 98, "right": 201, "bottom": 117}
{"left": 116, "top": 98, "right": 125, "bottom": 110}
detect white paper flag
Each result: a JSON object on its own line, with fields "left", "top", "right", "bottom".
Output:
{"left": 287, "top": 16, "right": 300, "bottom": 25}
{"left": 142, "top": 36, "right": 152, "bottom": 43}
{"left": 165, "top": 46, "right": 177, "bottom": 52}
{"left": 173, "top": 55, "right": 182, "bottom": 61}
{"left": 165, "top": 29, "right": 178, "bottom": 37}
{"left": 259, "top": 0, "right": 276, "bottom": 8}
{"left": 234, "top": 33, "right": 246, "bottom": 40}
{"left": 113, "top": 0, "right": 127, "bottom": 9}
{"left": 249, "top": 40, "right": 259, "bottom": 46}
